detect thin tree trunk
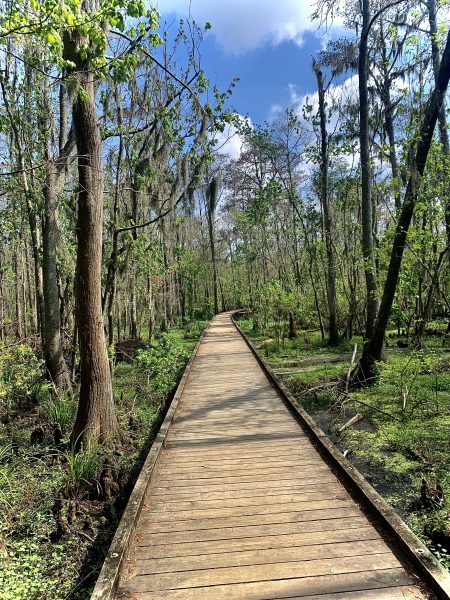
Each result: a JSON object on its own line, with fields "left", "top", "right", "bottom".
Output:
{"left": 42, "top": 165, "right": 72, "bottom": 389}
{"left": 41, "top": 81, "right": 72, "bottom": 390}
{"left": 13, "top": 243, "right": 22, "bottom": 340}
{"left": 314, "top": 61, "right": 339, "bottom": 346}
{"left": 0, "top": 78, "right": 45, "bottom": 340}
{"left": 359, "top": 0, "right": 378, "bottom": 340}
{"left": 206, "top": 178, "right": 219, "bottom": 315}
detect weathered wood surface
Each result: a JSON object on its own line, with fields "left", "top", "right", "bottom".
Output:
{"left": 114, "top": 313, "right": 431, "bottom": 600}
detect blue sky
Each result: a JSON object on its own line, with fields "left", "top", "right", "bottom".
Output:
{"left": 157, "top": 0, "right": 338, "bottom": 125}
{"left": 196, "top": 31, "right": 323, "bottom": 124}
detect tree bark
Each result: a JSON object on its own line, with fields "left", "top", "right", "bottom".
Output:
{"left": 64, "top": 23, "right": 118, "bottom": 444}
{"left": 42, "top": 165, "right": 71, "bottom": 389}
{"left": 206, "top": 178, "right": 219, "bottom": 315}
{"left": 427, "top": 0, "right": 450, "bottom": 332}
{"left": 41, "top": 82, "right": 72, "bottom": 390}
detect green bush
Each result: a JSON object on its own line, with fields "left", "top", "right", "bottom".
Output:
{"left": 135, "top": 331, "right": 189, "bottom": 396}
{"left": 0, "top": 344, "right": 44, "bottom": 409}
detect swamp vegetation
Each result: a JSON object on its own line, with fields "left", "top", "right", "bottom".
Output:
{"left": 0, "top": 0, "right": 450, "bottom": 596}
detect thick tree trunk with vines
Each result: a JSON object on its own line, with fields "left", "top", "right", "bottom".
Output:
{"left": 64, "top": 25, "right": 118, "bottom": 445}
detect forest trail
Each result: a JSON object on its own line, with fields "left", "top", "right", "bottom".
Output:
{"left": 114, "top": 313, "right": 429, "bottom": 600}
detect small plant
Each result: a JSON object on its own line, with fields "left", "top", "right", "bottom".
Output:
{"left": 0, "top": 443, "right": 14, "bottom": 510}
{"left": 429, "top": 543, "right": 450, "bottom": 569}
{"left": 183, "top": 319, "right": 208, "bottom": 339}
{"left": 43, "top": 394, "right": 75, "bottom": 435}
{"left": 64, "top": 439, "right": 104, "bottom": 497}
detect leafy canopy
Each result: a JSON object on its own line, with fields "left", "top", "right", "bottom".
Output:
{"left": 0, "top": 0, "right": 161, "bottom": 82}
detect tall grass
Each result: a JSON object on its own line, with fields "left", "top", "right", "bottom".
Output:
{"left": 43, "top": 394, "right": 75, "bottom": 434}
{"left": 64, "top": 438, "right": 104, "bottom": 497}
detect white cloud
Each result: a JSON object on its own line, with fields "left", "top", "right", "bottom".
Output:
{"left": 214, "top": 125, "right": 243, "bottom": 159}
{"left": 157, "top": 0, "right": 320, "bottom": 55}
{"left": 288, "top": 74, "right": 358, "bottom": 127}
{"left": 213, "top": 116, "right": 251, "bottom": 159}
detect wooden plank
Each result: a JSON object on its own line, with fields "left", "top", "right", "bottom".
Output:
{"left": 152, "top": 474, "right": 339, "bottom": 494}
{"left": 133, "top": 539, "right": 390, "bottom": 575}
{"left": 283, "top": 589, "right": 426, "bottom": 600}
{"left": 161, "top": 447, "right": 317, "bottom": 462}
{"left": 153, "top": 464, "right": 330, "bottom": 484}
{"left": 158, "top": 460, "right": 321, "bottom": 475}
{"left": 139, "top": 498, "right": 356, "bottom": 526}
{"left": 118, "top": 584, "right": 425, "bottom": 600}
{"left": 145, "top": 489, "right": 349, "bottom": 511}
{"left": 117, "top": 571, "right": 418, "bottom": 599}
{"left": 163, "top": 438, "right": 311, "bottom": 452}
{"left": 149, "top": 481, "right": 343, "bottom": 502}
{"left": 160, "top": 449, "right": 322, "bottom": 465}
{"left": 140, "top": 506, "right": 361, "bottom": 535}
{"left": 134, "top": 525, "right": 381, "bottom": 559}
{"left": 124, "top": 555, "right": 403, "bottom": 592}
{"left": 156, "top": 458, "right": 325, "bottom": 477}
{"left": 136, "top": 512, "right": 368, "bottom": 546}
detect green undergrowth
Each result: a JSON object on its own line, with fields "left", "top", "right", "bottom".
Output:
{"left": 237, "top": 315, "right": 450, "bottom": 570}
{"left": 0, "top": 320, "right": 206, "bottom": 599}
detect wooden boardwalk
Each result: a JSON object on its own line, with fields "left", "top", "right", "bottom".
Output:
{"left": 114, "top": 313, "right": 431, "bottom": 600}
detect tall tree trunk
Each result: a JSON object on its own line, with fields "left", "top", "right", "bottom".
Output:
{"left": 206, "top": 178, "right": 219, "bottom": 315}
{"left": 41, "top": 82, "right": 71, "bottom": 390}
{"left": 314, "top": 61, "right": 339, "bottom": 346}
{"left": 13, "top": 242, "right": 23, "bottom": 339}
{"left": 42, "top": 165, "right": 72, "bottom": 389}
{"left": 64, "top": 25, "right": 118, "bottom": 444}
{"left": 105, "top": 86, "right": 123, "bottom": 346}
{"left": 379, "top": 20, "right": 401, "bottom": 211}
{"left": 354, "top": 29, "right": 450, "bottom": 384}
{"left": 359, "top": 0, "right": 378, "bottom": 340}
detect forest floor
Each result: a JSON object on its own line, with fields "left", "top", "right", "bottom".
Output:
{"left": 236, "top": 316, "right": 450, "bottom": 572}
{"left": 0, "top": 319, "right": 207, "bottom": 600}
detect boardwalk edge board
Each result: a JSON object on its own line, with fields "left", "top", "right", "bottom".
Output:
{"left": 231, "top": 312, "right": 450, "bottom": 600}
{"left": 90, "top": 325, "right": 208, "bottom": 600}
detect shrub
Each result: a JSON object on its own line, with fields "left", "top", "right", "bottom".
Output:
{"left": 135, "top": 331, "right": 189, "bottom": 396}
{"left": 0, "top": 344, "right": 44, "bottom": 410}
{"left": 183, "top": 319, "right": 208, "bottom": 340}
